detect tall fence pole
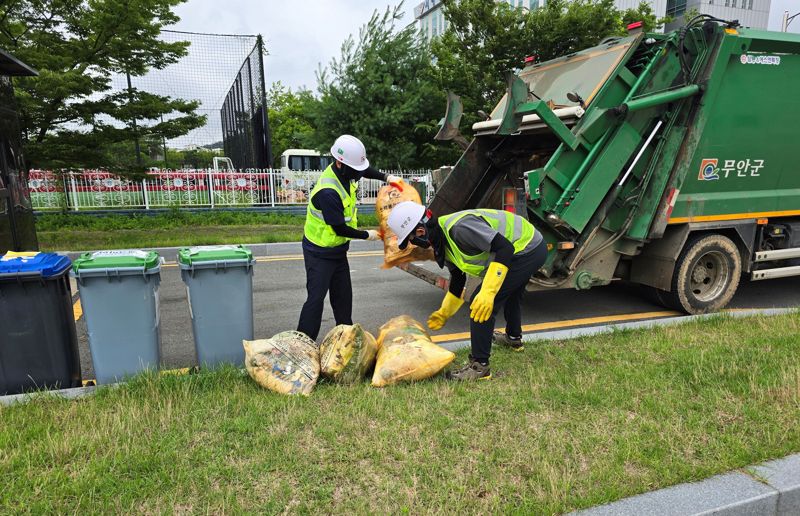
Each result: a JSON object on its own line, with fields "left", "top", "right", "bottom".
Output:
{"left": 257, "top": 35, "right": 274, "bottom": 168}
{"left": 126, "top": 71, "right": 143, "bottom": 166}
{"left": 60, "top": 173, "right": 69, "bottom": 212}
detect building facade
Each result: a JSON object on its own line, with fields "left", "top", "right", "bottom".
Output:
{"left": 662, "top": 0, "right": 771, "bottom": 31}
{"left": 413, "top": 0, "right": 771, "bottom": 41}
{"left": 414, "top": 0, "right": 545, "bottom": 41}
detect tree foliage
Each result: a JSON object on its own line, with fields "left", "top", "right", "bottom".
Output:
{"left": 310, "top": 4, "right": 459, "bottom": 170}
{"left": 621, "top": 2, "right": 670, "bottom": 33}
{"left": 0, "top": 0, "right": 204, "bottom": 171}
{"left": 266, "top": 82, "right": 316, "bottom": 167}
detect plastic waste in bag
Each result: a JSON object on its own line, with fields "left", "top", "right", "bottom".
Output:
{"left": 372, "top": 315, "right": 455, "bottom": 387}
{"left": 243, "top": 331, "right": 320, "bottom": 396}
{"left": 376, "top": 184, "right": 435, "bottom": 269}
{"left": 319, "top": 324, "right": 378, "bottom": 384}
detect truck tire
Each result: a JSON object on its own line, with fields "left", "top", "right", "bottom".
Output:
{"left": 663, "top": 234, "right": 742, "bottom": 314}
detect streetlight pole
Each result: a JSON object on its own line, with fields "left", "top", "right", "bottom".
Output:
{"left": 126, "top": 70, "right": 142, "bottom": 166}
{"left": 783, "top": 10, "right": 800, "bottom": 32}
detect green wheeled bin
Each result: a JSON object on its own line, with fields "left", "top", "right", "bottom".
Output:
{"left": 178, "top": 245, "right": 254, "bottom": 368}
{"left": 71, "top": 250, "right": 161, "bottom": 384}
{"left": 0, "top": 251, "right": 81, "bottom": 395}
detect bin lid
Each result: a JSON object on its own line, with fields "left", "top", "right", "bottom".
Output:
{"left": 0, "top": 251, "right": 71, "bottom": 278}
{"left": 177, "top": 245, "right": 253, "bottom": 266}
{"left": 72, "top": 249, "right": 160, "bottom": 271}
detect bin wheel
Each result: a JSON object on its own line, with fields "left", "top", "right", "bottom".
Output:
{"left": 661, "top": 234, "right": 741, "bottom": 315}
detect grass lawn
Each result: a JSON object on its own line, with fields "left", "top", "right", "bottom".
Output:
{"left": 2, "top": 312, "right": 799, "bottom": 513}
{"left": 35, "top": 211, "right": 380, "bottom": 251}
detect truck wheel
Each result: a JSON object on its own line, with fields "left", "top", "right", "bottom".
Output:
{"left": 666, "top": 234, "right": 741, "bottom": 314}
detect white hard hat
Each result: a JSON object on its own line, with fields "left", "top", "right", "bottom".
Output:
{"left": 330, "top": 134, "right": 369, "bottom": 171}
{"left": 388, "top": 201, "right": 426, "bottom": 246}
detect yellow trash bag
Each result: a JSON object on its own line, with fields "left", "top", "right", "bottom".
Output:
{"left": 319, "top": 324, "right": 378, "bottom": 384}
{"left": 376, "top": 184, "right": 435, "bottom": 269}
{"left": 243, "top": 331, "right": 320, "bottom": 396}
{"left": 372, "top": 315, "right": 455, "bottom": 387}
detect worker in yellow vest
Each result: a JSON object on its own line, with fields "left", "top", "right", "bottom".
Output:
{"left": 387, "top": 201, "right": 547, "bottom": 380}
{"left": 297, "top": 135, "right": 401, "bottom": 341}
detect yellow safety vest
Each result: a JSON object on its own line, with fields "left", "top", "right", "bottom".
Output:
{"left": 438, "top": 209, "right": 535, "bottom": 277}
{"left": 304, "top": 165, "right": 359, "bottom": 248}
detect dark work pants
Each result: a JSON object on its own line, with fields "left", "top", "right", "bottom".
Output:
{"left": 296, "top": 249, "right": 353, "bottom": 341}
{"left": 469, "top": 241, "right": 548, "bottom": 362}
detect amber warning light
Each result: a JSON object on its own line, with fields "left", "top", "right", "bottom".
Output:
{"left": 503, "top": 188, "right": 518, "bottom": 213}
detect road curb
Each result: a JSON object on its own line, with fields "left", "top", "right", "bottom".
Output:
{"left": 749, "top": 454, "right": 800, "bottom": 515}
{"left": 0, "top": 384, "right": 112, "bottom": 407}
{"left": 569, "top": 454, "right": 800, "bottom": 516}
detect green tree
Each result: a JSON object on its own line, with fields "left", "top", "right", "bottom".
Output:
{"left": 431, "top": 0, "right": 668, "bottom": 138}
{"left": 621, "top": 2, "right": 671, "bottom": 33}
{"left": 0, "top": 0, "right": 204, "bottom": 172}
{"left": 311, "top": 4, "right": 459, "bottom": 170}
{"left": 430, "top": 0, "right": 540, "bottom": 137}
{"left": 267, "top": 82, "right": 317, "bottom": 167}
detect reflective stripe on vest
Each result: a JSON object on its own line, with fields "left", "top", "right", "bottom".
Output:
{"left": 438, "top": 209, "right": 535, "bottom": 277}
{"left": 304, "top": 165, "right": 358, "bottom": 248}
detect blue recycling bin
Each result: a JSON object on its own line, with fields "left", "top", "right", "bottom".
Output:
{"left": 0, "top": 252, "right": 81, "bottom": 395}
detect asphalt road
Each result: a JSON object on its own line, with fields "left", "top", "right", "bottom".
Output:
{"left": 68, "top": 241, "right": 800, "bottom": 380}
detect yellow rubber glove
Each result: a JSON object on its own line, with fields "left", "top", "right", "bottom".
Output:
{"left": 427, "top": 291, "right": 464, "bottom": 330}
{"left": 470, "top": 262, "right": 509, "bottom": 323}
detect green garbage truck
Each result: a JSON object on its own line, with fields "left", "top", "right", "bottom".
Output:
{"left": 409, "top": 17, "right": 800, "bottom": 314}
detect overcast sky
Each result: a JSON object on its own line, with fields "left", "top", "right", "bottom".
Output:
{"left": 171, "top": 0, "right": 404, "bottom": 92}
{"left": 171, "top": 0, "right": 800, "bottom": 93}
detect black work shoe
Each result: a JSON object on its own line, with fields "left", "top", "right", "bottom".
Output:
{"left": 493, "top": 331, "right": 524, "bottom": 352}
{"left": 447, "top": 358, "right": 491, "bottom": 381}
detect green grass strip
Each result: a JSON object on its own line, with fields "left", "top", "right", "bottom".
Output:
{"left": 35, "top": 211, "right": 380, "bottom": 250}
{"left": 1, "top": 312, "right": 799, "bottom": 513}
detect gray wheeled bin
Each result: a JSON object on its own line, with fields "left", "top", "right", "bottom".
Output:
{"left": 178, "top": 245, "right": 254, "bottom": 368}
{"left": 72, "top": 250, "right": 161, "bottom": 384}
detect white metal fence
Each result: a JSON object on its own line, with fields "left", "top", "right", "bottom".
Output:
{"left": 27, "top": 169, "right": 435, "bottom": 211}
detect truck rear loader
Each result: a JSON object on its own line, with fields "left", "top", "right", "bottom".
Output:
{"left": 408, "top": 17, "right": 800, "bottom": 314}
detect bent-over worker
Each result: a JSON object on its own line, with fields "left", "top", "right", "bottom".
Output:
{"left": 387, "top": 201, "right": 547, "bottom": 380}
{"left": 297, "top": 134, "right": 401, "bottom": 341}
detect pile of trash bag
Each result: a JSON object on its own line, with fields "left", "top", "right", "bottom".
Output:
{"left": 375, "top": 184, "right": 435, "bottom": 269}
{"left": 372, "top": 316, "right": 455, "bottom": 387}
{"left": 319, "top": 323, "right": 378, "bottom": 384}
{"left": 243, "top": 316, "right": 454, "bottom": 395}
{"left": 243, "top": 331, "right": 320, "bottom": 396}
